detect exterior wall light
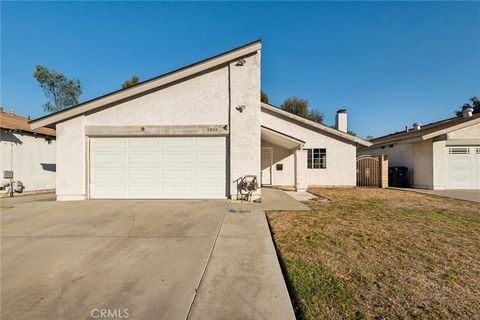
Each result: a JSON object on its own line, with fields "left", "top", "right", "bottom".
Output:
{"left": 236, "top": 59, "right": 246, "bottom": 66}
{"left": 236, "top": 105, "right": 246, "bottom": 112}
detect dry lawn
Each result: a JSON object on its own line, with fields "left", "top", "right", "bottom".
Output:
{"left": 267, "top": 188, "right": 480, "bottom": 320}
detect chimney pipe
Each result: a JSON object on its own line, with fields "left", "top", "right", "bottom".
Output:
{"left": 462, "top": 107, "right": 474, "bottom": 118}
{"left": 335, "top": 109, "right": 347, "bottom": 132}
{"left": 413, "top": 123, "right": 421, "bottom": 131}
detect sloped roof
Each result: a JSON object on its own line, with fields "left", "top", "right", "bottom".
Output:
{"left": 261, "top": 102, "right": 371, "bottom": 147}
{"left": 368, "top": 114, "right": 480, "bottom": 146}
{"left": 30, "top": 40, "right": 262, "bottom": 129}
{"left": 1, "top": 110, "right": 55, "bottom": 137}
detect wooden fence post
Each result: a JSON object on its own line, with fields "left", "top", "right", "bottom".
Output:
{"left": 379, "top": 155, "right": 389, "bottom": 188}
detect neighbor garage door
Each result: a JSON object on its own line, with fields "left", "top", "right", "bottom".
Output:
{"left": 89, "top": 137, "right": 226, "bottom": 199}
{"left": 447, "top": 146, "right": 480, "bottom": 189}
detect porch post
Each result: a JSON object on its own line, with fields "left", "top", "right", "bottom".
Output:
{"left": 294, "top": 149, "right": 308, "bottom": 192}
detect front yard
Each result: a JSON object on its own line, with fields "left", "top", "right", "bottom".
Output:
{"left": 267, "top": 188, "right": 480, "bottom": 319}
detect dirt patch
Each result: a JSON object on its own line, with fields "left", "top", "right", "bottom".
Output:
{"left": 267, "top": 188, "right": 480, "bottom": 319}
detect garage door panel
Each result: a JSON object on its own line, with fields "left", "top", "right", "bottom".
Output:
{"left": 91, "top": 168, "right": 125, "bottom": 181}
{"left": 161, "top": 169, "right": 193, "bottom": 180}
{"left": 127, "top": 169, "right": 159, "bottom": 180}
{"left": 91, "top": 138, "right": 125, "bottom": 151}
{"left": 90, "top": 137, "right": 226, "bottom": 199}
{"left": 162, "top": 138, "right": 193, "bottom": 149}
{"left": 447, "top": 146, "right": 479, "bottom": 190}
{"left": 127, "top": 138, "right": 159, "bottom": 150}
{"left": 195, "top": 138, "right": 225, "bottom": 149}
{"left": 92, "top": 153, "right": 126, "bottom": 167}
{"left": 162, "top": 153, "right": 194, "bottom": 164}
{"left": 162, "top": 185, "right": 194, "bottom": 198}
{"left": 91, "top": 185, "right": 127, "bottom": 197}
{"left": 196, "top": 168, "right": 225, "bottom": 180}
{"left": 128, "top": 153, "right": 158, "bottom": 165}
{"left": 127, "top": 185, "right": 158, "bottom": 196}
{"left": 195, "top": 185, "right": 226, "bottom": 198}
{"left": 196, "top": 152, "right": 225, "bottom": 164}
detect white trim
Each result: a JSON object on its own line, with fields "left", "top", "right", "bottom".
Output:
{"left": 422, "top": 117, "right": 480, "bottom": 140}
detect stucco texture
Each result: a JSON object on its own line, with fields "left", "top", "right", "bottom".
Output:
{"left": 261, "top": 109, "right": 357, "bottom": 187}
{"left": 0, "top": 130, "right": 56, "bottom": 192}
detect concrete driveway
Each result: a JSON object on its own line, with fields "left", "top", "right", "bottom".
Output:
{"left": 390, "top": 188, "right": 480, "bottom": 202}
{"left": 1, "top": 192, "right": 295, "bottom": 320}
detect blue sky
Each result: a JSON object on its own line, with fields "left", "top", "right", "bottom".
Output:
{"left": 1, "top": 1, "right": 479, "bottom": 138}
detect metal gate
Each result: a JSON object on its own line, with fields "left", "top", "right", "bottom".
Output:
{"left": 356, "top": 155, "right": 380, "bottom": 187}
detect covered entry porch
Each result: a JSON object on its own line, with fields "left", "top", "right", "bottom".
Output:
{"left": 260, "top": 126, "right": 307, "bottom": 191}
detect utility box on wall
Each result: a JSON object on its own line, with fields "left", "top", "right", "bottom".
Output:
{"left": 3, "top": 171, "right": 13, "bottom": 179}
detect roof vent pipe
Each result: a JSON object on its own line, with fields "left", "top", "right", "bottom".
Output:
{"left": 462, "top": 107, "right": 474, "bottom": 118}
{"left": 413, "top": 123, "right": 421, "bottom": 131}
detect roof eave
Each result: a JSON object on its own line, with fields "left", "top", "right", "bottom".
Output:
{"left": 261, "top": 103, "right": 372, "bottom": 147}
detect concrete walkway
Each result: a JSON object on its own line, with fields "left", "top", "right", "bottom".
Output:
{"left": 230, "top": 187, "right": 310, "bottom": 211}
{"left": 189, "top": 208, "right": 296, "bottom": 320}
{"left": 390, "top": 188, "right": 480, "bottom": 203}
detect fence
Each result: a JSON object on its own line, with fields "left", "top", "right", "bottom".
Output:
{"left": 356, "top": 155, "right": 388, "bottom": 188}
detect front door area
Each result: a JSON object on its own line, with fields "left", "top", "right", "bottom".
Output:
{"left": 261, "top": 147, "right": 273, "bottom": 185}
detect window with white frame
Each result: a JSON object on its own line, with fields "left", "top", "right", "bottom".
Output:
{"left": 306, "top": 148, "right": 326, "bottom": 169}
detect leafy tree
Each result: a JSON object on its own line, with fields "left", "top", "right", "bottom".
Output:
{"left": 122, "top": 75, "right": 140, "bottom": 89}
{"left": 33, "top": 65, "right": 82, "bottom": 113}
{"left": 455, "top": 96, "right": 479, "bottom": 117}
{"left": 281, "top": 96, "right": 310, "bottom": 118}
{"left": 347, "top": 130, "right": 357, "bottom": 136}
{"left": 261, "top": 90, "right": 269, "bottom": 103}
{"left": 280, "top": 96, "right": 324, "bottom": 123}
{"left": 308, "top": 109, "right": 324, "bottom": 123}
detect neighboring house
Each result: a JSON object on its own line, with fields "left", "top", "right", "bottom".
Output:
{"left": 0, "top": 107, "right": 56, "bottom": 194}
{"left": 30, "top": 41, "right": 370, "bottom": 201}
{"left": 358, "top": 111, "right": 480, "bottom": 190}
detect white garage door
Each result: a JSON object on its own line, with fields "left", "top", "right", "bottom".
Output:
{"left": 447, "top": 146, "right": 480, "bottom": 189}
{"left": 89, "top": 137, "right": 226, "bottom": 199}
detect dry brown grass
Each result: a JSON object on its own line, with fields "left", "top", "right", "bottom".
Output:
{"left": 267, "top": 188, "right": 480, "bottom": 320}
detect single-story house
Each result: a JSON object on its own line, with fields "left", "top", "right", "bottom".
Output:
{"left": 358, "top": 111, "right": 480, "bottom": 190}
{"left": 1, "top": 107, "right": 56, "bottom": 194}
{"left": 30, "top": 40, "right": 370, "bottom": 201}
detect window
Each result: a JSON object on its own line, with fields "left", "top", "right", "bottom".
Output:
{"left": 276, "top": 164, "right": 283, "bottom": 171}
{"left": 307, "top": 148, "right": 326, "bottom": 169}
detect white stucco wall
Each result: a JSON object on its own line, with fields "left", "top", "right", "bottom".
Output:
{"left": 229, "top": 54, "right": 261, "bottom": 198}
{"left": 411, "top": 140, "right": 433, "bottom": 188}
{"left": 261, "top": 109, "right": 357, "bottom": 186}
{"left": 432, "top": 139, "right": 447, "bottom": 190}
{"left": 447, "top": 122, "right": 480, "bottom": 139}
{"left": 55, "top": 52, "right": 260, "bottom": 200}
{"left": 0, "top": 129, "right": 56, "bottom": 192}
